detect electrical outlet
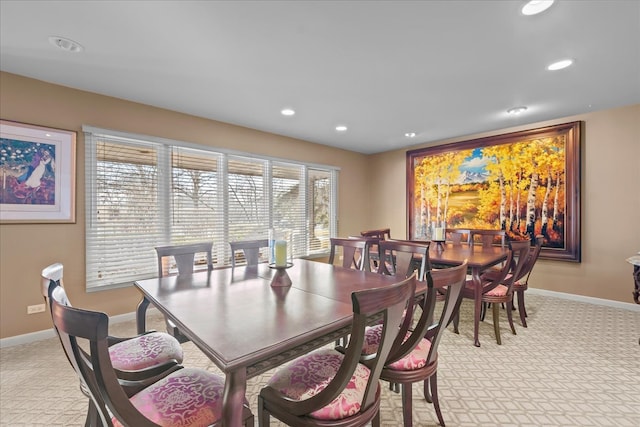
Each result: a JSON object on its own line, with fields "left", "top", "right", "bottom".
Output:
{"left": 27, "top": 304, "right": 46, "bottom": 314}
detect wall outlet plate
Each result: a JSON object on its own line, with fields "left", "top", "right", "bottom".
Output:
{"left": 27, "top": 304, "right": 46, "bottom": 314}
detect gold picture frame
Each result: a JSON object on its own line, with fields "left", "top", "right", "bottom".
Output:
{"left": 407, "top": 121, "right": 581, "bottom": 262}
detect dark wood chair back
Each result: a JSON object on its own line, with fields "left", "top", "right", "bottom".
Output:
{"left": 155, "top": 242, "right": 213, "bottom": 342}
{"left": 470, "top": 229, "right": 506, "bottom": 247}
{"left": 445, "top": 228, "right": 471, "bottom": 245}
{"left": 386, "top": 260, "right": 468, "bottom": 369}
{"left": 259, "top": 275, "right": 417, "bottom": 424}
{"left": 229, "top": 238, "right": 269, "bottom": 267}
{"left": 378, "top": 240, "right": 431, "bottom": 281}
{"left": 514, "top": 235, "right": 544, "bottom": 284}
{"left": 154, "top": 241, "right": 213, "bottom": 277}
{"left": 328, "top": 237, "right": 369, "bottom": 270}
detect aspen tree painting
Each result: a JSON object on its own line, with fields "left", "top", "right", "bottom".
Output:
{"left": 407, "top": 122, "right": 581, "bottom": 262}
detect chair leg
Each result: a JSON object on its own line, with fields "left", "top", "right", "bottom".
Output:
{"left": 423, "top": 377, "right": 433, "bottom": 403}
{"left": 492, "top": 303, "right": 502, "bottom": 345}
{"left": 452, "top": 311, "right": 459, "bottom": 334}
{"left": 372, "top": 410, "right": 382, "bottom": 427}
{"left": 401, "top": 383, "right": 414, "bottom": 427}
{"left": 429, "top": 372, "right": 446, "bottom": 427}
{"left": 257, "top": 395, "right": 269, "bottom": 427}
{"left": 517, "top": 291, "right": 528, "bottom": 327}
{"left": 84, "top": 400, "right": 99, "bottom": 427}
{"left": 506, "top": 301, "right": 517, "bottom": 335}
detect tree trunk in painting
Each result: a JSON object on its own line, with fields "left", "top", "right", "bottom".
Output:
{"left": 499, "top": 171, "right": 506, "bottom": 230}
{"left": 525, "top": 171, "right": 539, "bottom": 239}
{"left": 541, "top": 169, "right": 552, "bottom": 237}
{"left": 553, "top": 171, "right": 560, "bottom": 230}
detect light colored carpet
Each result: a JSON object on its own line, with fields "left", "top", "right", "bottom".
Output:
{"left": 1, "top": 293, "right": 639, "bottom": 426}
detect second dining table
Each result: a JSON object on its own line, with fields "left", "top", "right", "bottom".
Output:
{"left": 134, "top": 259, "right": 429, "bottom": 427}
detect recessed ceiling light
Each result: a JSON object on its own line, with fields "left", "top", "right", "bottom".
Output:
{"left": 281, "top": 108, "right": 295, "bottom": 116}
{"left": 507, "top": 106, "right": 528, "bottom": 115}
{"left": 405, "top": 132, "right": 416, "bottom": 138}
{"left": 547, "top": 59, "right": 574, "bottom": 71}
{"left": 335, "top": 125, "right": 348, "bottom": 132}
{"left": 522, "top": 0, "right": 554, "bottom": 16}
{"left": 48, "top": 36, "right": 84, "bottom": 53}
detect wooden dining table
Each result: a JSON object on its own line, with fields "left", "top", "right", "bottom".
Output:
{"left": 423, "top": 241, "right": 509, "bottom": 347}
{"left": 134, "top": 259, "right": 428, "bottom": 427}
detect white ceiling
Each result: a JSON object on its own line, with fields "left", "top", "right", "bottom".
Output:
{"left": 1, "top": 1, "right": 639, "bottom": 154}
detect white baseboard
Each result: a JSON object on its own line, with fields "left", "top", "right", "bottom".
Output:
{"left": 528, "top": 287, "right": 640, "bottom": 312}
{"left": 0, "top": 310, "right": 140, "bottom": 349}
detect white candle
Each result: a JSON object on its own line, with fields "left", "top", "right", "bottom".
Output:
{"left": 434, "top": 227, "right": 444, "bottom": 241}
{"left": 274, "top": 240, "right": 287, "bottom": 267}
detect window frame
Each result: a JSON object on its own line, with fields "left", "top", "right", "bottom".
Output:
{"left": 84, "top": 126, "right": 338, "bottom": 291}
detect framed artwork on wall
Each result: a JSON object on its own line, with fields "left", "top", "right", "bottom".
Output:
{"left": 0, "top": 120, "right": 76, "bottom": 223}
{"left": 407, "top": 121, "right": 581, "bottom": 262}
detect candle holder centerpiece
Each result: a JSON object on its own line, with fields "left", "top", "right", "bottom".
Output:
{"left": 268, "top": 262, "right": 293, "bottom": 287}
{"left": 268, "top": 228, "right": 293, "bottom": 287}
{"left": 430, "top": 220, "right": 447, "bottom": 251}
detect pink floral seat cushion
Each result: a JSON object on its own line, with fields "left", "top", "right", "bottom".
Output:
{"left": 362, "top": 325, "right": 432, "bottom": 371}
{"left": 109, "top": 332, "right": 184, "bottom": 371}
{"left": 464, "top": 280, "right": 510, "bottom": 297}
{"left": 485, "top": 284, "right": 508, "bottom": 297}
{"left": 266, "top": 348, "right": 372, "bottom": 420}
{"left": 112, "top": 368, "right": 227, "bottom": 427}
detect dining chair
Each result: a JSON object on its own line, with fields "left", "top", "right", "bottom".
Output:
{"left": 48, "top": 282, "right": 254, "bottom": 427}
{"left": 229, "top": 238, "right": 269, "bottom": 268}
{"left": 257, "top": 275, "right": 416, "bottom": 426}
{"left": 360, "top": 228, "right": 390, "bottom": 272}
{"left": 377, "top": 240, "right": 431, "bottom": 281}
{"left": 454, "top": 240, "right": 530, "bottom": 345}
{"left": 328, "top": 237, "right": 369, "bottom": 270}
{"left": 445, "top": 228, "right": 471, "bottom": 245}
{"left": 512, "top": 235, "right": 544, "bottom": 327}
{"left": 154, "top": 241, "right": 213, "bottom": 342}
{"left": 363, "top": 261, "right": 468, "bottom": 427}
{"left": 41, "top": 263, "right": 185, "bottom": 427}
{"left": 470, "top": 229, "right": 506, "bottom": 247}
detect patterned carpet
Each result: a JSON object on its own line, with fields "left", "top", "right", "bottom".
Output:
{"left": 1, "top": 293, "right": 639, "bottom": 426}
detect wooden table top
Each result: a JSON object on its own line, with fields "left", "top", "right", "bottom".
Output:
{"left": 134, "top": 259, "right": 415, "bottom": 374}
{"left": 427, "top": 242, "right": 508, "bottom": 269}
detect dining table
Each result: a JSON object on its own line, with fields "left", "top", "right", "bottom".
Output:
{"left": 422, "top": 241, "right": 509, "bottom": 347}
{"left": 134, "top": 258, "right": 428, "bottom": 427}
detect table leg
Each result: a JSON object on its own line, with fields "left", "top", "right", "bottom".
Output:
{"left": 222, "top": 368, "right": 248, "bottom": 427}
{"left": 472, "top": 267, "right": 482, "bottom": 347}
{"left": 136, "top": 296, "right": 150, "bottom": 334}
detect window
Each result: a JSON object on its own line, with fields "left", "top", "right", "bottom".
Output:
{"left": 84, "top": 127, "right": 338, "bottom": 290}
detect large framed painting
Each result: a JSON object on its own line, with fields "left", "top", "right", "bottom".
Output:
{"left": 407, "top": 121, "right": 581, "bottom": 262}
{"left": 0, "top": 120, "right": 76, "bottom": 223}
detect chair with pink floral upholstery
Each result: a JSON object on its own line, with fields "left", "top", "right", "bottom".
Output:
{"left": 41, "top": 262, "right": 186, "bottom": 426}
{"left": 258, "top": 274, "right": 416, "bottom": 426}
{"left": 48, "top": 278, "right": 254, "bottom": 427}
{"left": 363, "top": 261, "right": 468, "bottom": 427}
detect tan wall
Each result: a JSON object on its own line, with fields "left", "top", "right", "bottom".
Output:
{"left": 368, "top": 104, "right": 640, "bottom": 303}
{"left": 1, "top": 71, "right": 638, "bottom": 339}
{"left": 0, "top": 72, "right": 371, "bottom": 338}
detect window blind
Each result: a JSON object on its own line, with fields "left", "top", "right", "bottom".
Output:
{"left": 84, "top": 127, "right": 338, "bottom": 290}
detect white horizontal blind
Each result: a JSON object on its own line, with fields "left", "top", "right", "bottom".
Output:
{"left": 85, "top": 127, "right": 338, "bottom": 290}
{"left": 272, "top": 162, "right": 306, "bottom": 257}
{"left": 171, "top": 146, "right": 221, "bottom": 265}
{"left": 85, "top": 134, "right": 164, "bottom": 289}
